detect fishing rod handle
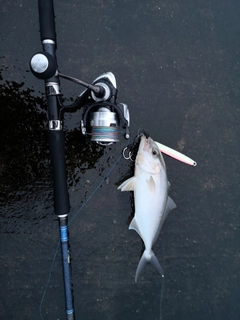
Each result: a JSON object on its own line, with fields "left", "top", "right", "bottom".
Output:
{"left": 37, "top": 1, "right": 69, "bottom": 215}
{"left": 38, "top": 0, "right": 57, "bottom": 45}
{"left": 49, "top": 129, "right": 70, "bottom": 215}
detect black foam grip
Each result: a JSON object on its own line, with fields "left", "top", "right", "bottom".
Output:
{"left": 49, "top": 130, "right": 70, "bottom": 215}
{"left": 38, "top": 0, "right": 57, "bottom": 44}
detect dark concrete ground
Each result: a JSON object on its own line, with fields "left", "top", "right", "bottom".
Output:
{"left": 1, "top": 0, "right": 240, "bottom": 319}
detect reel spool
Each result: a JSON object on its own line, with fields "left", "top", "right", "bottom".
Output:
{"left": 81, "top": 102, "right": 130, "bottom": 146}
{"left": 90, "top": 107, "right": 119, "bottom": 145}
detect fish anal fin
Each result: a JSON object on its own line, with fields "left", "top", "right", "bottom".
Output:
{"left": 129, "top": 217, "right": 143, "bottom": 238}
{"left": 118, "top": 176, "right": 136, "bottom": 191}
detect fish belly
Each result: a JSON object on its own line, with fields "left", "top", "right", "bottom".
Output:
{"left": 134, "top": 171, "right": 168, "bottom": 249}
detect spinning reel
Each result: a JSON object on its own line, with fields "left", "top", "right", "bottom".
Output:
{"left": 30, "top": 52, "right": 130, "bottom": 146}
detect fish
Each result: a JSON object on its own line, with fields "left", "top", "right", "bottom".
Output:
{"left": 118, "top": 135, "right": 177, "bottom": 282}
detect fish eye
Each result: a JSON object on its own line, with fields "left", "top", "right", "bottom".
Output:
{"left": 152, "top": 149, "right": 158, "bottom": 156}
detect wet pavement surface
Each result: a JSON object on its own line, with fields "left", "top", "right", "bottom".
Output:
{"left": 1, "top": 0, "right": 240, "bottom": 319}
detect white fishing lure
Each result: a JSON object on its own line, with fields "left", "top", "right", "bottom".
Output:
{"left": 155, "top": 141, "right": 197, "bottom": 166}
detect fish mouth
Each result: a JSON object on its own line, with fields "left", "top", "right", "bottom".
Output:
{"left": 139, "top": 135, "right": 153, "bottom": 152}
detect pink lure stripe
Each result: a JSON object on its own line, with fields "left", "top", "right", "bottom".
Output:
{"left": 155, "top": 141, "right": 197, "bottom": 166}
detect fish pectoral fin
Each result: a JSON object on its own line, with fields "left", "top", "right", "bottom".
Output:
{"left": 146, "top": 175, "right": 156, "bottom": 193}
{"left": 117, "top": 176, "right": 136, "bottom": 191}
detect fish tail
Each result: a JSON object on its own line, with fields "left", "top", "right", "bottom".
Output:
{"left": 135, "top": 250, "right": 164, "bottom": 282}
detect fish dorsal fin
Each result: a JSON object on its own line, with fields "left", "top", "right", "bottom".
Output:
{"left": 146, "top": 175, "right": 156, "bottom": 193}
{"left": 154, "top": 196, "right": 177, "bottom": 244}
{"left": 166, "top": 196, "right": 177, "bottom": 214}
{"left": 129, "top": 217, "right": 142, "bottom": 238}
{"left": 160, "top": 196, "right": 177, "bottom": 228}
{"left": 118, "top": 176, "right": 136, "bottom": 191}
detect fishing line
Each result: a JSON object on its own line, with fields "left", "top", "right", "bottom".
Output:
{"left": 68, "top": 150, "right": 124, "bottom": 225}
{"left": 39, "top": 240, "right": 60, "bottom": 320}
{"left": 91, "top": 126, "right": 120, "bottom": 144}
{"left": 159, "top": 238, "right": 165, "bottom": 320}
{"left": 159, "top": 275, "right": 165, "bottom": 320}
{"left": 39, "top": 147, "right": 126, "bottom": 320}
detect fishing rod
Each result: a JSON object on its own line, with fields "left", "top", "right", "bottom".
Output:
{"left": 30, "top": 1, "right": 130, "bottom": 319}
